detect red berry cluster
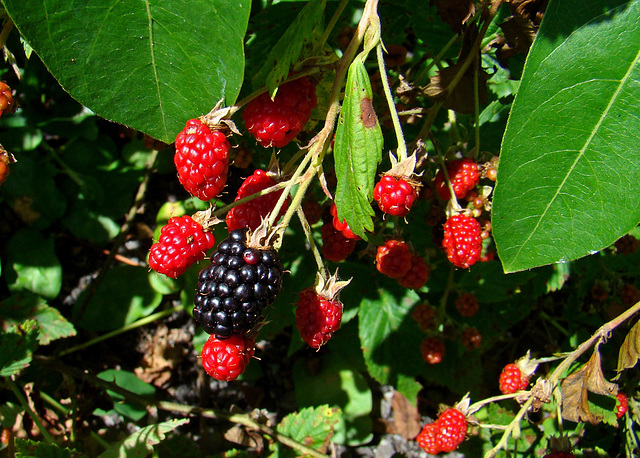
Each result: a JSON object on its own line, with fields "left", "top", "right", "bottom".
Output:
{"left": 242, "top": 76, "right": 317, "bottom": 148}
{"left": 461, "top": 327, "right": 482, "bottom": 351}
{"left": 174, "top": 118, "right": 230, "bottom": 201}
{"left": 148, "top": 215, "right": 216, "bottom": 278}
{"left": 434, "top": 158, "right": 479, "bottom": 201}
{"left": 455, "top": 292, "right": 479, "bottom": 317}
{"left": 295, "top": 288, "right": 343, "bottom": 348}
{"left": 201, "top": 334, "right": 255, "bottom": 381}
{"left": 416, "top": 407, "right": 468, "bottom": 454}
{"left": 420, "top": 336, "right": 445, "bottom": 364}
{"left": 443, "top": 214, "right": 483, "bottom": 269}
{"left": 373, "top": 175, "right": 418, "bottom": 217}
{"left": 411, "top": 303, "right": 436, "bottom": 331}
{"left": 226, "top": 169, "right": 290, "bottom": 232}
{"left": 321, "top": 222, "right": 357, "bottom": 262}
{"left": 499, "top": 363, "right": 529, "bottom": 394}
{"left": 330, "top": 203, "right": 360, "bottom": 239}
{"left": 615, "top": 392, "right": 628, "bottom": 419}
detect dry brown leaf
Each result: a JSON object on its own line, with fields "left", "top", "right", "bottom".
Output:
{"left": 388, "top": 391, "right": 422, "bottom": 440}
{"left": 430, "top": 0, "right": 475, "bottom": 34}
{"left": 615, "top": 319, "right": 640, "bottom": 376}
{"left": 135, "top": 324, "right": 189, "bottom": 388}
{"left": 560, "top": 347, "right": 618, "bottom": 424}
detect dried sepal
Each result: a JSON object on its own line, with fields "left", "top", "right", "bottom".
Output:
{"left": 313, "top": 269, "right": 351, "bottom": 302}
{"left": 201, "top": 99, "right": 242, "bottom": 136}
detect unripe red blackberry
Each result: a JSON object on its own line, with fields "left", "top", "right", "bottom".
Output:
{"left": 330, "top": 202, "right": 360, "bottom": 240}
{"left": 242, "top": 76, "right": 317, "bottom": 148}
{"left": 174, "top": 118, "right": 230, "bottom": 201}
{"left": 193, "top": 229, "right": 283, "bottom": 339}
{"left": 455, "top": 292, "right": 479, "bottom": 317}
{"left": 615, "top": 392, "right": 629, "bottom": 419}
{"left": 397, "top": 255, "right": 429, "bottom": 289}
{"left": 442, "top": 214, "right": 482, "bottom": 269}
{"left": 0, "top": 82, "right": 16, "bottom": 116}
{"left": 436, "top": 408, "right": 468, "bottom": 452}
{"left": 373, "top": 175, "right": 419, "bottom": 217}
{"left": 499, "top": 363, "right": 529, "bottom": 394}
{"left": 226, "top": 169, "right": 289, "bottom": 232}
{"left": 321, "top": 223, "right": 357, "bottom": 262}
{"left": 375, "top": 239, "right": 412, "bottom": 279}
{"left": 434, "top": 158, "right": 479, "bottom": 201}
{"left": 416, "top": 422, "right": 440, "bottom": 455}
{"left": 0, "top": 146, "right": 14, "bottom": 186}
{"left": 148, "top": 214, "right": 216, "bottom": 278}
{"left": 421, "top": 336, "right": 445, "bottom": 364}
{"left": 201, "top": 333, "right": 255, "bottom": 381}
{"left": 412, "top": 303, "right": 436, "bottom": 331}
{"left": 461, "top": 327, "right": 482, "bottom": 351}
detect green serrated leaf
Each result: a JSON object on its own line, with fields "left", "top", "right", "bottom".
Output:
{"left": 334, "top": 57, "right": 383, "bottom": 239}
{"left": 5, "top": 229, "right": 62, "bottom": 299}
{"left": 253, "top": 0, "right": 325, "bottom": 93}
{"left": 358, "top": 285, "right": 422, "bottom": 387}
{"left": 493, "top": 0, "right": 640, "bottom": 272}
{"left": 0, "top": 293, "right": 76, "bottom": 345}
{"left": 2, "top": 0, "right": 250, "bottom": 143}
{"left": 15, "top": 438, "right": 83, "bottom": 458}
{"left": 0, "top": 321, "right": 39, "bottom": 377}
{"left": 275, "top": 405, "right": 341, "bottom": 457}
{"left": 98, "top": 418, "right": 189, "bottom": 458}
{"left": 293, "top": 351, "right": 373, "bottom": 446}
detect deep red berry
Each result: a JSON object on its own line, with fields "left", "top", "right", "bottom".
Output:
{"left": 0, "top": 147, "right": 14, "bottom": 186}
{"left": 148, "top": 215, "right": 215, "bottom": 278}
{"left": 434, "top": 158, "right": 479, "bottom": 201}
{"left": 412, "top": 303, "right": 436, "bottom": 331}
{"left": 499, "top": 363, "right": 529, "bottom": 394}
{"left": 421, "top": 336, "right": 445, "bottom": 364}
{"left": 321, "top": 223, "right": 357, "bottom": 262}
{"left": 436, "top": 408, "right": 468, "bottom": 453}
{"left": 0, "top": 82, "right": 15, "bottom": 117}
{"left": 397, "top": 255, "right": 429, "bottom": 289}
{"left": 302, "top": 199, "right": 323, "bottom": 225}
{"left": 456, "top": 292, "right": 479, "bottom": 317}
{"left": 242, "top": 77, "right": 317, "bottom": 148}
{"left": 201, "top": 334, "right": 255, "bottom": 381}
{"left": 461, "top": 327, "right": 482, "bottom": 351}
{"left": 616, "top": 392, "right": 629, "bottom": 419}
{"left": 226, "top": 169, "right": 290, "bottom": 232}
{"left": 543, "top": 453, "right": 575, "bottom": 458}
{"left": 620, "top": 283, "right": 640, "bottom": 306}
{"left": 373, "top": 175, "right": 418, "bottom": 217}
{"left": 416, "top": 422, "right": 440, "bottom": 455}
{"left": 295, "top": 288, "right": 343, "bottom": 348}
{"left": 330, "top": 203, "right": 360, "bottom": 240}
{"left": 375, "top": 239, "right": 412, "bottom": 279}
{"left": 174, "top": 119, "right": 230, "bottom": 201}
{"left": 442, "top": 214, "right": 482, "bottom": 269}
{"left": 615, "top": 234, "right": 639, "bottom": 255}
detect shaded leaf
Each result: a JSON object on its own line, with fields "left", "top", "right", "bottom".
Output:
{"left": 252, "top": 0, "right": 325, "bottom": 93}
{"left": 334, "top": 57, "right": 383, "bottom": 239}
{"left": 493, "top": 0, "right": 640, "bottom": 272}
{"left": 0, "top": 321, "right": 39, "bottom": 377}
{"left": 0, "top": 293, "right": 76, "bottom": 345}
{"left": 98, "top": 418, "right": 188, "bottom": 458}
{"left": 616, "top": 319, "right": 640, "bottom": 375}
{"left": 430, "top": 0, "right": 475, "bottom": 34}
{"left": 560, "top": 347, "right": 617, "bottom": 424}
{"left": 96, "top": 370, "right": 156, "bottom": 422}
{"left": 5, "top": 229, "right": 62, "bottom": 299}
{"left": 15, "top": 438, "right": 83, "bottom": 458}
{"left": 2, "top": 0, "right": 250, "bottom": 143}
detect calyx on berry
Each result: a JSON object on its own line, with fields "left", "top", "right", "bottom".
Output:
{"left": 373, "top": 154, "right": 421, "bottom": 217}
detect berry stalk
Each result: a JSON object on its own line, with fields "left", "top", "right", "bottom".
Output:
{"left": 296, "top": 206, "right": 329, "bottom": 282}
{"left": 376, "top": 43, "right": 407, "bottom": 162}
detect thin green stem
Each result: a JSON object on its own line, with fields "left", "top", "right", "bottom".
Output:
{"left": 317, "top": 0, "right": 350, "bottom": 52}
{"left": 59, "top": 307, "right": 180, "bottom": 357}
{"left": 484, "top": 397, "right": 534, "bottom": 458}
{"left": 212, "top": 180, "right": 293, "bottom": 219}
{"left": 6, "top": 377, "right": 56, "bottom": 444}
{"left": 296, "top": 207, "right": 328, "bottom": 281}
{"left": 376, "top": 43, "right": 407, "bottom": 161}
{"left": 267, "top": 151, "right": 313, "bottom": 231}
{"left": 540, "top": 310, "right": 571, "bottom": 338}
{"left": 468, "top": 392, "right": 524, "bottom": 416}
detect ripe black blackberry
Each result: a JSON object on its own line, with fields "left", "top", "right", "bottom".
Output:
{"left": 193, "top": 228, "right": 283, "bottom": 339}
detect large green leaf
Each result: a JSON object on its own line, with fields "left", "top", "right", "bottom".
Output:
{"left": 334, "top": 57, "right": 383, "bottom": 239}
{"left": 493, "top": 0, "right": 640, "bottom": 272}
{"left": 2, "top": 0, "right": 250, "bottom": 143}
